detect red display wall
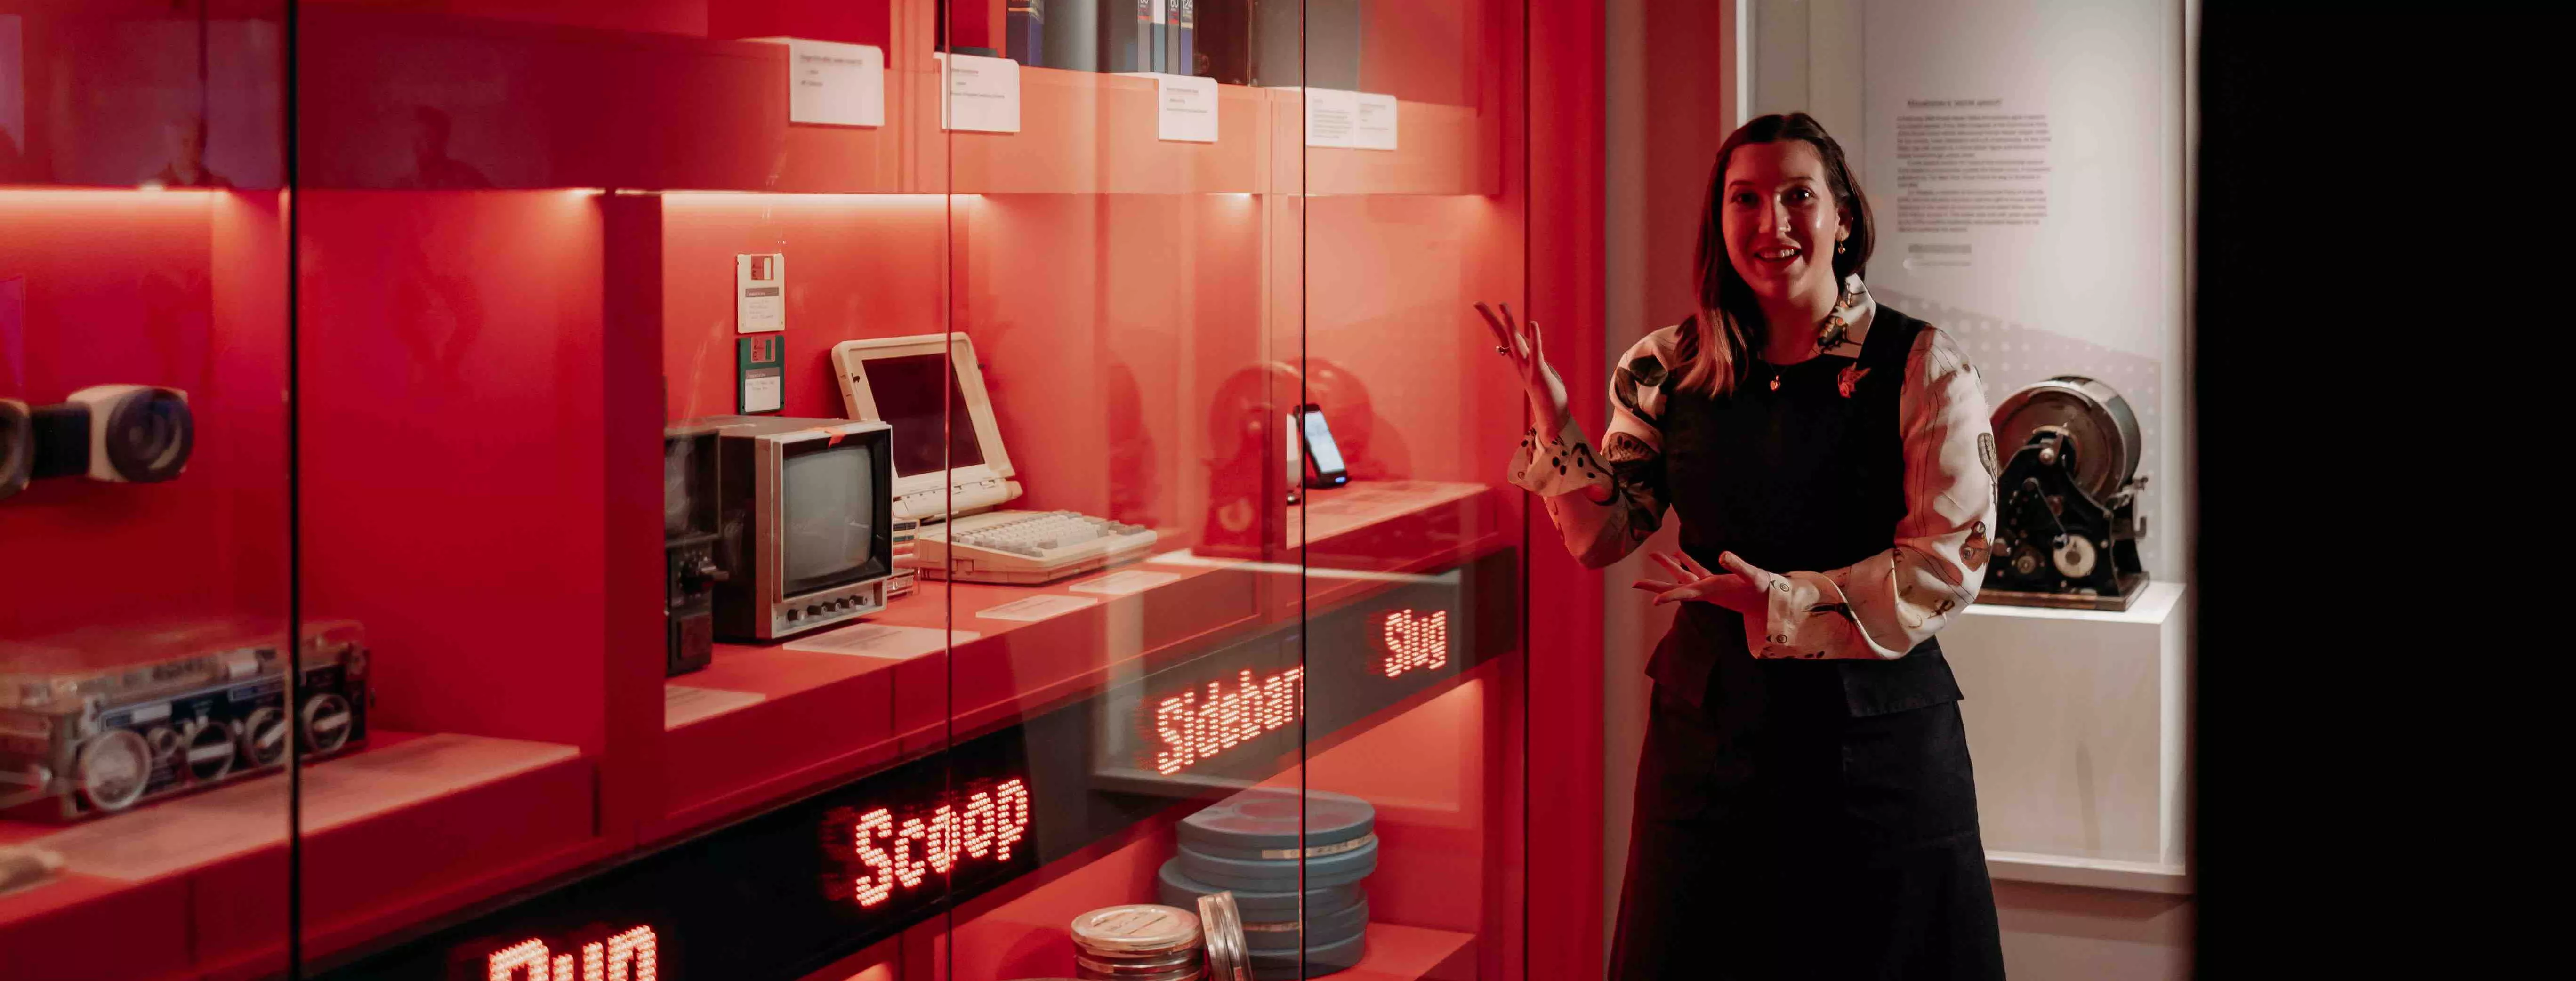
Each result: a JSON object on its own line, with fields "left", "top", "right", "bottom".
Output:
{"left": 0, "top": 192, "right": 289, "bottom": 640}
{"left": 1, "top": 2, "right": 1615, "bottom": 978}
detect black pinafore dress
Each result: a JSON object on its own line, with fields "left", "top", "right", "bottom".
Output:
{"left": 1608, "top": 307, "right": 2006, "bottom": 980}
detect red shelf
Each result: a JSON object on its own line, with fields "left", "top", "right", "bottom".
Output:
{"left": 651, "top": 643, "right": 905, "bottom": 843}
{"left": 1342, "top": 923, "right": 1481, "bottom": 981}
{"left": 641, "top": 479, "right": 1499, "bottom": 843}
{"left": 0, "top": 732, "right": 594, "bottom": 980}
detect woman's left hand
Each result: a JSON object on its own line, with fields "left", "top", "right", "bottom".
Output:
{"left": 1631, "top": 550, "right": 1778, "bottom": 616}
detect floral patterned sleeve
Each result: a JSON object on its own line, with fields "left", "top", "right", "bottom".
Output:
{"left": 1506, "top": 330, "right": 1680, "bottom": 569}
{"left": 1751, "top": 327, "right": 2000, "bottom": 661}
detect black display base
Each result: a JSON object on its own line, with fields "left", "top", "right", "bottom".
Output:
{"left": 1977, "top": 572, "right": 2151, "bottom": 612}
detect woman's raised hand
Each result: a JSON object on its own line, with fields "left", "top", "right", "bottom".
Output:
{"left": 1475, "top": 301, "right": 1572, "bottom": 430}
{"left": 1630, "top": 549, "right": 1774, "bottom": 616}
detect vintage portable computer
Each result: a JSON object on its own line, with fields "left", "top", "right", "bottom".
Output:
{"left": 684, "top": 415, "right": 895, "bottom": 640}
{"left": 830, "top": 333, "right": 1159, "bottom": 584}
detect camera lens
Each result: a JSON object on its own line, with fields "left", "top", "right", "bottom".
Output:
{"left": 0, "top": 398, "right": 30, "bottom": 500}
{"left": 99, "top": 387, "right": 193, "bottom": 482}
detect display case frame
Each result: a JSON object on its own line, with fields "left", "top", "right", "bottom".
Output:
{"left": 0, "top": 2, "right": 1615, "bottom": 979}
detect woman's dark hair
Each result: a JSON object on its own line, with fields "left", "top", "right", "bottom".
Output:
{"left": 1680, "top": 112, "right": 1874, "bottom": 396}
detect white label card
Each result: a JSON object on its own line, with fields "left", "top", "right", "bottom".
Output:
{"left": 736, "top": 253, "right": 785, "bottom": 334}
{"left": 937, "top": 52, "right": 1022, "bottom": 134}
{"left": 1068, "top": 569, "right": 1184, "bottom": 596}
{"left": 664, "top": 685, "right": 766, "bottom": 730}
{"left": 974, "top": 594, "right": 1099, "bottom": 622}
{"left": 784, "top": 623, "right": 976, "bottom": 660}
{"left": 1119, "top": 72, "right": 1218, "bottom": 143}
{"left": 752, "top": 38, "right": 886, "bottom": 127}
{"left": 741, "top": 374, "right": 783, "bottom": 413}
{"left": 1303, "top": 88, "right": 1398, "bottom": 151}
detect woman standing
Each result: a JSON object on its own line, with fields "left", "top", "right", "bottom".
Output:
{"left": 1479, "top": 113, "right": 2007, "bottom": 979}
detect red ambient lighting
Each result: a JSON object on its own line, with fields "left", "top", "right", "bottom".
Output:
{"left": 1378, "top": 609, "right": 1449, "bottom": 678}
{"left": 825, "top": 778, "right": 1031, "bottom": 909}
{"left": 485, "top": 925, "right": 657, "bottom": 981}
{"left": 1153, "top": 667, "right": 1305, "bottom": 775}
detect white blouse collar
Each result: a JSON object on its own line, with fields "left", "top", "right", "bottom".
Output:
{"left": 1817, "top": 274, "right": 1876, "bottom": 358}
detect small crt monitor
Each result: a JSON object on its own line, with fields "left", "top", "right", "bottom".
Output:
{"left": 688, "top": 415, "right": 894, "bottom": 641}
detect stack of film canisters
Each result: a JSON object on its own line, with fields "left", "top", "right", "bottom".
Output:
{"left": 1159, "top": 788, "right": 1376, "bottom": 980}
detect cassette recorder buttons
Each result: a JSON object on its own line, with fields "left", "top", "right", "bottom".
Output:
{"left": 1071, "top": 904, "right": 1205, "bottom": 981}
{"left": 240, "top": 707, "right": 291, "bottom": 769}
{"left": 301, "top": 693, "right": 356, "bottom": 754}
{"left": 0, "top": 398, "right": 30, "bottom": 500}
{"left": 182, "top": 718, "right": 237, "bottom": 783}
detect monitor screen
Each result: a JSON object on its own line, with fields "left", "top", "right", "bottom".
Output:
{"left": 864, "top": 353, "right": 987, "bottom": 479}
{"left": 782, "top": 442, "right": 877, "bottom": 591}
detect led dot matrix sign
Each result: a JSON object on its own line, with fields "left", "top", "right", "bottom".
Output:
{"left": 1153, "top": 666, "right": 1305, "bottom": 776}
{"left": 1377, "top": 609, "right": 1448, "bottom": 679}
{"left": 483, "top": 925, "right": 657, "bottom": 981}
{"left": 322, "top": 552, "right": 1514, "bottom": 980}
{"left": 825, "top": 777, "right": 1031, "bottom": 908}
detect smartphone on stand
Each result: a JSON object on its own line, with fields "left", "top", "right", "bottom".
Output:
{"left": 1294, "top": 403, "right": 1349, "bottom": 489}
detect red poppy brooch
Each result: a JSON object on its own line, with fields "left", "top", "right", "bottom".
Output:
{"left": 1837, "top": 364, "right": 1870, "bottom": 398}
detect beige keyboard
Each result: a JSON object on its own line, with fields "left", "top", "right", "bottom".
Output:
{"left": 902, "top": 510, "right": 1159, "bottom": 584}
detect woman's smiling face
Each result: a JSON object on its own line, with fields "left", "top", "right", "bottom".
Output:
{"left": 1720, "top": 140, "right": 1848, "bottom": 305}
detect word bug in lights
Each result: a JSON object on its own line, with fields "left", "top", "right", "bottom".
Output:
{"left": 1378, "top": 609, "right": 1449, "bottom": 678}
{"left": 486, "top": 925, "right": 656, "bottom": 981}
{"left": 824, "top": 778, "right": 1030, "bottom": 909}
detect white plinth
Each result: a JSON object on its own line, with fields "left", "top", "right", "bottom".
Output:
{"left": 1946, "top": 581, "right": 2190, "bottom": 894}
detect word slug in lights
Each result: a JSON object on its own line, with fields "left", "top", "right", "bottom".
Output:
{"left": 824, "top": 777, "right": 1030, "bottom": 909}
{"left": 1379, "top": 609, "right": 1449, "bottom": 679}
{"left": 1154, "top": 666, "right": 1304, "bottom": 776}
{"left": 486, "top": 925, "right": 657, "bottom": 981}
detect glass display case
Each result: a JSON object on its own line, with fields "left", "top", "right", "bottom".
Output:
{"left": 2, "top": 3, "right": 298, "bottom": 978}
{"left": 2, "top": 2, "right": 1568, "bottom": 979}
